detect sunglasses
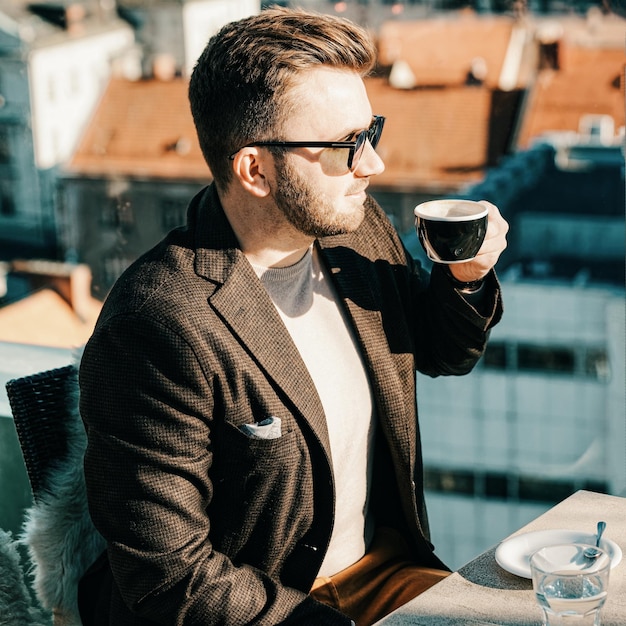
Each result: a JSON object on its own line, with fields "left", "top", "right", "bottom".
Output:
{"left": 229, "top": 115, "right": 385, "bottom": 172}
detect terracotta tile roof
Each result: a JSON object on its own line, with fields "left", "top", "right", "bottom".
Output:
{"left": 377, "top": 11, "right": 516, "bottom": 88}
{"left": 67, "top": 77, "right": 210, "bottom": 180}
{"left": 0, "top": 289, "right": 101, "bottom": 348}
{"left": 68, "top": 74, "right": 492, "bottom": 191}
{"left": 0, "top": 261, "right": 103, "bottom": 348}
{"left": 365, "top": 77, "right": 490, "bottom": 191}
{"left": 66, "top": 13, "right": 622, "bottom": 190}
{"left": 516, "top": 42, "right": 625, "bottom": 148}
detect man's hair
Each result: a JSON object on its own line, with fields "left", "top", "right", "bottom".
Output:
{"left": 188, "top": 7, "right": 377, "bottom": 191}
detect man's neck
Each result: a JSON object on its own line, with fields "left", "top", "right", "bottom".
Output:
{"left": 218, "top": 184, "right": 314, "bottom": 269}
{"left": 245, "top": 246, "right": 314, "bottom": 269}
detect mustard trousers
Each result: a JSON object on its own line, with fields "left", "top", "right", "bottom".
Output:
{"left": 310, "top": 527, "right": 449, "bottom": 626}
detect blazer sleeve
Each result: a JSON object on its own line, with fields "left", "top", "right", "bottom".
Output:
{"left": 79, "top": 312, "right": 350, "bottom": 626}
{"left": 353, "top": 196, "right": 503, "bottom": 378}
{"left": 411, "top": 261, "right": 502, "bottom": 377}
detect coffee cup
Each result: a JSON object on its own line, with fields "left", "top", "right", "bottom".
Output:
{"left": 414, "top": 199, "right": 488, "bottom": 264}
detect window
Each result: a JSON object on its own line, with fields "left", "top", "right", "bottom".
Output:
{"left": 69, "top": 69, "right": 81, "bottom": 95}
{"left": 0, "top": 180, "right": 14, "bottom": 216}
{"left": 424, "top": 468, "right": 474, "bottom": 496}
{"left": 585, "top": 348, "right": 610, "bottom": 381}
{"left": 0, "top": 193, "right": 15, "bottom": 216}
{"left": 101, "top": 197, "right": 134, "bottom": 230}
{"left": 482, "top": 341, "right": 609, "bottom": 381}
{"left": 518, "top": 344, "right": 575, "bottom": 375}
{"left": 102, "top": 255, "right": 133, "bottom": 286}
{"left": 47, "top": 76, "right": 56, "bottom": 102}
{"left": 0, "top": 128, "right": 10, "bottom": 164}
{"left": 424, "top": 466, "right": 607, "bottom": 504}
{"left": 482, "top": 342, "right": 507, "bottom": 369}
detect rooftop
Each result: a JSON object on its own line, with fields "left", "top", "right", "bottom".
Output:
{"left": 0, "top": 261, "right": 102, "bottom": 349}
{"left": 516, "top": 42, "right": 625, "bottom": 148}
{"left": 64, "top": 10, "right": 625, "bottom": 192}
{"left": 66, "top": 77, "right": 207, "bottom": 180}
{"left": 377, "top": 11, "right": 519, "bottom": 89}
{"left": 0, "top": 0, "right": 127, "bottom": 48}
{"left": 367, "top": 79, "right": 493, "bottom": 191}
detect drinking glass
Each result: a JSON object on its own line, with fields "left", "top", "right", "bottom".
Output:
{"left": 530, "top": 543, "right": 611, "bottom": 626}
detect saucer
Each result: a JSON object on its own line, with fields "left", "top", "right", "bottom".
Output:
{"left": 495, "top": 529, "right": 622, "bottom": 578}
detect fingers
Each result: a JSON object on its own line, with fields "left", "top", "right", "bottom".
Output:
{"left": 448, "top": 201, "right": 509, "bottom": 283}
{"left": 480, "top": 201, "right": 509, "bottom": 256}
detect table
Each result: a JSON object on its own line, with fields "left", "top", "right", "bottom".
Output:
{"left": 374, "top": 490, "right": 626, "bottom": 625}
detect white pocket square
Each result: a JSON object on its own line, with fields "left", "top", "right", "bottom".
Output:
{"left": 239, "top": 416, "right": 282, "bottom": 440}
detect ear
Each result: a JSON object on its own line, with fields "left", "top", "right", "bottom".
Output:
{"left": 231, "top": 148, "right": 271, "bottom": 198}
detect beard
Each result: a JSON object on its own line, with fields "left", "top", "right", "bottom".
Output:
{"left": 271, "top": 155, "right": 366, "bottom": 238}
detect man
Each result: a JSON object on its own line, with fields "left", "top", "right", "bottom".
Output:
{"left": 78, "top": 7, "right": 508, "bottom": 626}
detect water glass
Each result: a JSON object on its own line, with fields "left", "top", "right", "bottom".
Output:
{"left": 530, "top": 543, "right": 611, "bottom": 626}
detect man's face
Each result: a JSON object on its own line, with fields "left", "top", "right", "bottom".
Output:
{"left": 267, "top": 67, "right": 385, "bottom": 238}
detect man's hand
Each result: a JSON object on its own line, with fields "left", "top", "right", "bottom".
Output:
{"left": 448, "top": 201, "right": 509, "bottom": 284}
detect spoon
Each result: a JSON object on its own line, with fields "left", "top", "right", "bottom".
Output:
{"left": 583, "top": 521, "right": 607, "bottom": 559}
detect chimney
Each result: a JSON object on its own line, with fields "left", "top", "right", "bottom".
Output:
{"left": 10, "top": 260, "right": 97, "bottom": 323}
{"left": 152, "top": 54, "right": 177, "bottom": 82}
{"left": 536, "top": 22, "right": 563, "bottom": 71}
{"left": 65, "top": 3, "right": 86, "bottom": 33}
{"left": 389, "top": 59, "right": 416, "bottom": 90}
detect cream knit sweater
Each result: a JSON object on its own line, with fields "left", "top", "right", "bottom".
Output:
{"left": 253, "top": 246, "right": 376, "bottom": 577}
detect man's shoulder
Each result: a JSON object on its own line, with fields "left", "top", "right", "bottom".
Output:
{"left": 98, "top": 242, "right": 193, "bottom": 321}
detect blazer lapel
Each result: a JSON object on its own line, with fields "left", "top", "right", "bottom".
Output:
{"left": 192, "top": 187, "right": 332, "bottom": 457}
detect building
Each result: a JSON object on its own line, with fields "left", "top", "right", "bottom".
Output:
{"left": 118, "top": 0, "right": 260, "bottom": 78}
{"left": 406, "top": 15, "right": 626, "bottom": 562}
{"left": 59, "top": 10, "right": 536, "bottom": 295}
{"left": 0, "top": 259, "right": 102, "bottom": 347}
{"left": 0, "top": 0, "right": 260, "bottom": 262}
{"left": 60, "top": 77, "right": 207, "bottom": 298}
{"left": 0, "top": 0, "right": 138, "bottom": 258}
{"left": 409, "top": 132, "right": 625, "bottom": 568}
{"left": 368, "top": 10, "right": 532, "bottom": 231}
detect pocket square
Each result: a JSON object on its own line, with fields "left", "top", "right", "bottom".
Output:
{"left": 239, "top": 416, "right": 282, "bottom": 440}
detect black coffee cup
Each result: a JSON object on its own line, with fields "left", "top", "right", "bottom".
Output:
{"left": 414, "top": 199, "right": 488, "bottom": 264}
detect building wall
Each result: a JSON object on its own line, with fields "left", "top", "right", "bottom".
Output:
{"left": 182, "top": 0, "right": 261, "bottom": 76}
{"left": 59, "top": 176, "right": 206, "bottom": 298}
{"left": 426, "top": 492, "right": 550, "bottom": 570}
{"left": 28, "top": 27, "right": 136, "bottom": 169}
{"left": 419, "top": 281, "right": 625, "bottom": 569}
{"left": 0, "top": 54, "right": 37, "bottom": 246}
{"left": 0, "top": 22, "right": 136, "bottom": 256}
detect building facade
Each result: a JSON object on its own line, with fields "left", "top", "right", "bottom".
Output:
{"left": 0, "top": 2, "right": 137, "bottom": 257}
{"left": 411, "top": 135, "right": 625, "bottom": 568}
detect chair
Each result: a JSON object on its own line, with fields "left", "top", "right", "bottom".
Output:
{"left": 6, "top": 364, "right": 106, "bottom": 626}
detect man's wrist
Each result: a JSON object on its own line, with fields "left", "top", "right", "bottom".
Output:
{"left": 442, "top": 266, "right": 486, "bottom": 293}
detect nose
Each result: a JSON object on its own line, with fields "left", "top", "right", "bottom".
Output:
{"left": 354, "top": 141, "right": 385, "bottom": 177}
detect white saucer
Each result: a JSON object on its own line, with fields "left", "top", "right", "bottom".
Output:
{"left": 495, "top": 529, "right": 623, "bottom": 578}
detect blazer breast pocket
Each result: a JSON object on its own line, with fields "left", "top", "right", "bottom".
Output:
{"left": 239, "top": 416, "right": 282, "bottom": 440}
{"left": 215, "top": 418, "right": 301, "bottom": 479}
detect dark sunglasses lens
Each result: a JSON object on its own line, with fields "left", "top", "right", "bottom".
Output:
{"left": 350, "top": 118, "right": 383, "bottom": 170}
{"left": 368, "top": 118, "right": 383, "bottom": 149}
{"left": 349, "top": 133, "right": 364, "bottom": 171}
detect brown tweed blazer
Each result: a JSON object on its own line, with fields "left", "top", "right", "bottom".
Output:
{"left": 79, "top": 184, "right": 502, "bottom": 625}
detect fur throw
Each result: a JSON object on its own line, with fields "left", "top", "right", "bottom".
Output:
{"left": 0, "top": 529, "right": 50, "bottom": 626}
{"left": 20, "top": 367, "right": 106, "bottom": 626}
